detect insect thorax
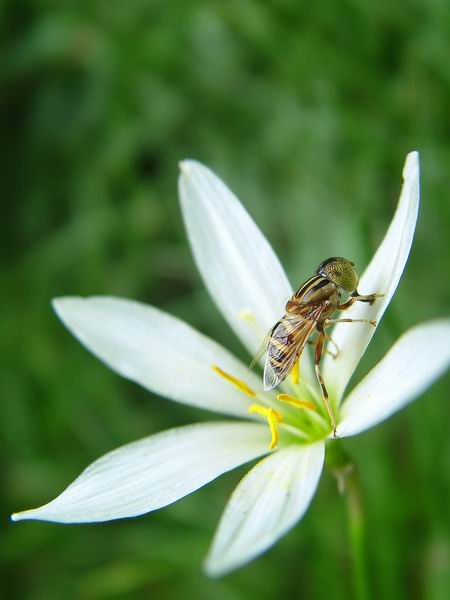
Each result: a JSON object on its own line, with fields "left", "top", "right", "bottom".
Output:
{"left": 292, "top": 275, "right": 340, "bottom": 310}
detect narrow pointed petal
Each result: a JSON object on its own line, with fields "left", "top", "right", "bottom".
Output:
{"left": 53, "top": 296, "right": 264, "bottom": 418}
{"left": 323, "top": 152, "right": 420, "bottom": 401}
{"left": 204, "top": 442, "right": 324, "bottom": 577}
{"left": 338, "top": 320, "right": 450, "bottom": 437}
{"left": 11, "top": 422, "right": 269, "bottom": 523}
{"left": 179, "top": 161, "right": 315, "bottom": 381}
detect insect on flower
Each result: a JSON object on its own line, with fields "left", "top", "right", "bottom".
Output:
{"left": 253, "top": 257, "right": 383, "bottom": 435}
{"left": 11, "top": 151, "right": 450, "bottom": 577}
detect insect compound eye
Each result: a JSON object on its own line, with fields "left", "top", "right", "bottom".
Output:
{"left": 318, "top": 257, "right": 358, "bottom": 292}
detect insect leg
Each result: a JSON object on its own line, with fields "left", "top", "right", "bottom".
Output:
{"left": 307, "top": 338, "right": 337, "bottom": 358}
{"left": 325, "top": 332, "right": 339, "bottom": 357}
{"left": 336, "top": 297, "right": 356, "bottom": 311}
{"left": 326, "top": 318, "right": 377, "bottom": 327}
{"left": 285, "top": 298, "right": 302, "bottom": 312}
{"left": 314, "top": 328, "right": 337, "bottom": 436}
{"left": 337, "top": 292, "right": 384, "bottom": 311}
{"left": 353, "top": 291, "right": 384, "bottom": 305}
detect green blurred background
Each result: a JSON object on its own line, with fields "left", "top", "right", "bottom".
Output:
{"left": 2, "top": 1, "right": 450, "bottom": 598}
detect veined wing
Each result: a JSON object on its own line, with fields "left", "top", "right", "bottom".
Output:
{"left": 249, "top": 324, "right": 276, "bottom": 371}
{"left": 263, "top": 304, "right": 325, "bottom": 391}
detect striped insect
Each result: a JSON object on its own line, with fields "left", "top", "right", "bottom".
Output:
{"left": 252, "top": 257, "right": 383, "bottom": 435}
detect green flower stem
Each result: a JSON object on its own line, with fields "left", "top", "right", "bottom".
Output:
{"left": 345, "top": 466, "right": 370, "bottom": 600}
{"left": 327, "top": 441, "right": 371, "bottom": 600}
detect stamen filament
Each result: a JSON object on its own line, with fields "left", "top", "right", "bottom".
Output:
{"left": 277, "top": 393, "right": 316, "bottom": 411}
{"left": 248, "top": 404, "right": 283, "bottom": 450}
{"left": 212, "top": 365, "right": 257, "bottom": 398}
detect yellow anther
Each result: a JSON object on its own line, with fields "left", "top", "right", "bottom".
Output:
{"left": 290, "top": 359, "right": 300, "bottom": 385}
{"left": 248, "top": 404, "right": 283, "bottom": 450}
{"left": 239, "top": 308, "right": 256, "bottom": 322}
{"left": 212, "top": 365, "right": 256, "bottom": 398}
{"left": 277, "top": 394, "right": 316, "bottom": 411}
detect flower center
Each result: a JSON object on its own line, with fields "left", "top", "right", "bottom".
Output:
{"left": 212, "top": 364, "right": 332, "bottom": 449}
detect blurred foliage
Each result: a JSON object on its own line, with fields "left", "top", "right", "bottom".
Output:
{"left": 1, "top": 0, "right": 450, "bottom": 599}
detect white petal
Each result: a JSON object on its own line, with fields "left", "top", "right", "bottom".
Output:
{"left": 53, "top": 296, "right": 264, "bottom": 418}
{"left": 338, "top": 320, "right": 450, "bottom": 437}
{"left": 179, "top": 163, "right": 293, "bottom": 351}
{"left": 11, "top": 422, "right": 269, "bottom": 523}
{"left": 323, "top": 152, "right": 420, "bottom": 401}
{"left": 204, "top": 442, "right": 324, "bottom": 576}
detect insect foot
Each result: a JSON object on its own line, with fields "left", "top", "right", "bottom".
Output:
{"left": 368, "top": 292, "right": 385, "bottom": 305}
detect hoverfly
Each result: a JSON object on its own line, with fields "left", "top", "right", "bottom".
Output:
{"left": 252, "top": 257, "right": 383, "bottom": 435}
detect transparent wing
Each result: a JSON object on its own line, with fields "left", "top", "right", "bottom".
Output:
{"left": 263, "top": 305, "right": 325, "bottom": 391}
{"left": 249, "top": 325, "right": 276, "bottom": 371}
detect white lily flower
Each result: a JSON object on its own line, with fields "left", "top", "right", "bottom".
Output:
{"left": 12, "top": 152, "right": 450, "bottom": 577}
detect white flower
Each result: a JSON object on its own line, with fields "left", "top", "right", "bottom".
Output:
{"left": 12, "top": 152, "right": 450, "bottom": 577}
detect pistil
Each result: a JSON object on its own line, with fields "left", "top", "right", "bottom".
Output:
{"left": 248, "top": 404, "right": 283, "bottom": 450}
